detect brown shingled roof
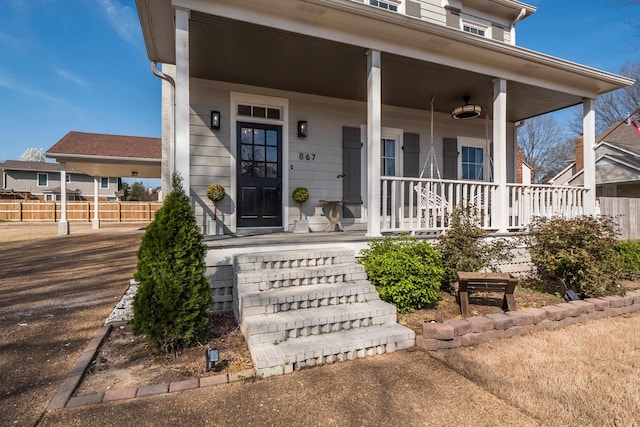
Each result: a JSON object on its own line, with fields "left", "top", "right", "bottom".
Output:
{"left": 46, "top": 131, "right": 161, "bottom": 159}
{"left": 598, "top": 119, "right": 640, "bottom": 156}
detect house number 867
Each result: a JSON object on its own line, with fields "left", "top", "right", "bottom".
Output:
{"left": 299, "top": 153, "right": 316, "bottom": 161}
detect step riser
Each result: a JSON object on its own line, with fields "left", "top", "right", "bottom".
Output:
{"left": 234, "top": 252, "right": 355, "bottom": 272}
{"left": 239, "top": 289, "right": 380, "bottom": 316}
{"left": 238, "top": 270, "right": 368, "bottom": 292}
{"left": 244, "top": 314, "right": 399, "bottom": 345}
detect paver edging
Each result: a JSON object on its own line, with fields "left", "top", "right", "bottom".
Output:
{"left": 416, "top": 295, "right": 640, "bottom": 352}
{"left": 48, "top": 318, "right": 259, "bottom": 411}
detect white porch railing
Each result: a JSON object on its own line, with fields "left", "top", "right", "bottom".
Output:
{"left": 379, "top": 177, "right": 587, "bottom": 233}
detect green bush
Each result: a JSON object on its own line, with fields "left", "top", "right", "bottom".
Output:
{"left": 616, "top": 240, "right": 640, "bottom": 279}
{"left": 131, "top": 173, "right": 212, "bottom": 353}
{"left": 527, "top": 215, "right": 625, "bottom": 298}
{"left": 359, "top": 235, "right": 443, "bottom": 313}
{"left": 437, "top": 205, "right": 514, "bottom": 292}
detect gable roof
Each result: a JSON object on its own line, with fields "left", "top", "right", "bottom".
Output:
{"left": 46, "top": 131, "right": 161, "bottom": 160}
{"left": 597, "top": 118, "right": 640, "bottom": 156}
{"left": 0, "top": 160, "right": 84, "bottom": 174}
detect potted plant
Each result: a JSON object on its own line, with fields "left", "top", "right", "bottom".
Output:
{"left": 206, "top": 183, "right": 225, "bottom": 235}
{"left": 292, "top": 187, "right": 310, "bottom": 233}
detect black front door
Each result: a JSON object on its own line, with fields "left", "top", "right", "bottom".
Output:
{"left": 237, "top": 122, "right": 282, "bottom": 227}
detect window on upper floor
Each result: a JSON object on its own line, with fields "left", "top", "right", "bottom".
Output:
{"left": 37, "top": 173, "right": 48, "bottom": 187}
{"left": 66, "top": 174, "right": 71, "bottom": 183}
{"left": 462, "top": 18, "right": 489, "bottom": 38}
{"left": 100, "top": 177, "right": 109, "bottom": 189}
{"left": 369, "top": 0, "right": 400, "bottom": 13}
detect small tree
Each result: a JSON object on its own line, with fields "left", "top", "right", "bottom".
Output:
{"left": 292, "top": 187, "right": 309, "bottom": 220}
{"left": 527, "top": 216, "right": 625, "bottom": 298}
{"left": 437, "top": 205, "right": 514, "bottom": 292}
{"left": 20, "top": 148, "right": 46, "bottom": 162}
{"left": 206, "top": 183, "right": 225, "bottom": 220}
{"left": 131, "top": 173, "right": 211, "bottom": 353}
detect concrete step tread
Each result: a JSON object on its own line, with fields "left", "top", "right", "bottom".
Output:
{"left": 239, "top": 280, "right": 378, "bottom": 307}
{"left": 251, "top": 323, "right": 415, "bottom": 367}
{"left": 243, "top": 299, "right": 396, "bottom": 331}
{"left": 234, "top": 248, "right": 354, "bottom": 265}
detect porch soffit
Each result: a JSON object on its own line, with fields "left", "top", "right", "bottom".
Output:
{"left": 189, "top": 12, "right": 583, "bottom": 122}
{"left": 41, "top": 157, "right": 161, "bottom": 179}
{"left": 138, "top": 0, "right": 633, "bottom": 120}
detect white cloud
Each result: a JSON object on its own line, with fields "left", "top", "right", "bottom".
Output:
{"left": 55, "top": 68, "right": 89, "bottom": 89}
{"left": 0, "top": 70, "right": 76, "bottom": 109}
{"left": 98, "top": 0, "right": 141, "bottom": 47}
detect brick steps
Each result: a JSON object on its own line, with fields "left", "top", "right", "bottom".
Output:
{"left": 234, "top": 248, "right": 415, "bottom": 378}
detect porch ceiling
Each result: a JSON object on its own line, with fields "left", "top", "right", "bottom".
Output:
{"left": 189, "top": 12, "right": 582, "bottom": 122}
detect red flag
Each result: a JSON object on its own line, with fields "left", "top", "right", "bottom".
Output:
{"left": 632, "top": 119, "right": 640, "bottom": 137}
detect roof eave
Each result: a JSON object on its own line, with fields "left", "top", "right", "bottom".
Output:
{"left": 46, "top": 153, "right": 161, "bottom": 163}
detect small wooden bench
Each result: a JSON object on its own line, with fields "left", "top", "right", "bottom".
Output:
{"left": 457, "top": 272, "right": 518, "bottom": 318}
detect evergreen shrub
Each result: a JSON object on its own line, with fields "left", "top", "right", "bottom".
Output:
{"left": 359, "top": 235, "right": 443, "bottom": 313}
{"left": 437, "top": 205, "right": 514, "bottom": 292}
{"left": 131, "top": 173, "right": 211, "bottom": 353}
{"left": 527, "top": 215, "right": 625, "bottom": 298}
{"left": 616, "top": 240, "right": 640, "bottom": 279}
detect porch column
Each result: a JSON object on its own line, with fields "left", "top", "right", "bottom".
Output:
{"left": 366, "top": 49, "right": 382, "bottom": 237}
{"left": 92, "top": 177, "right": 100, "bottom": 229}
{"left": 492, "top": 78, "right": 509, "bottom": 233}
{"left": 175, "top": 8, "right": 191, "bottom": 194}
{"left": 582, "top": 98, "right": 597, "bottom": 215}
{"left": 58, "top": 163, "right": 69, "bottom": 235}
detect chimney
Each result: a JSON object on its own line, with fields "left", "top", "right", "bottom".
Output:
{"left": 516, "top": 148, "right": 523, "bottom": 184}
{"left": 575, "top": 136, "right": 584, "bottom": 172}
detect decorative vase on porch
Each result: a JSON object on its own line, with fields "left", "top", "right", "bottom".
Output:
{"left": 292, "top": 187, "right": 310, "bottom": 233}
{"left": 206, "top": 183, "right": 225, "bottom": 235}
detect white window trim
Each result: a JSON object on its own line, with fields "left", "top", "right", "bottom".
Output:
{"left": 461, "top": 17, "right": 491, "bottom": 38}
{"left": 45, "top": 194, "right": 54, "bottom": 201}
{"left": 458, "top": 136, "right": 487, "bottom": 181}
{"left": 66, "top": 174, "right": 71, "bottom": 183}
{"left": 368, "top": 0, "right": 404, "bottom": 14}
{"left": 37, "top": 173, "right": 48, "bottom": 187}
{"left": 230, "top": 92, "right": 289, "bottom": 232}
{"left": 100, "top": 177, "right": 109, "bottom": 189}
{"left": 2, "top": 172, "right": 6, "bottom": 189}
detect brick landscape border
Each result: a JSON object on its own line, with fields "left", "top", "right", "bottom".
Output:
{"left": 417, "top": 291, "right": 640, "bottom": 350}
{"left": 46, "top": 321, "right": 256, "bottom": 411}
{"left": 48, "top": 291, "right": 640, "bottom": 411}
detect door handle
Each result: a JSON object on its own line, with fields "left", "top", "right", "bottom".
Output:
{"left": 337, "top": 174, "right": 346, "bottom": 179}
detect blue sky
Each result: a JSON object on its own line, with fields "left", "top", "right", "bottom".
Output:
{"left": 0, "top": 0, "right": 638, "bottom": 164}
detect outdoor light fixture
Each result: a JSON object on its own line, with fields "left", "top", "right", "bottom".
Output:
{"left": 451, "top": 95, "right": 482, "bottom": 120}
{"left": 297, "top": 120, "right": 308, "bottom": 138}
{"left": 205, "top": 348, "right": 219, "bottom": 372}
{"left": 211, "top": 111, "right": 221, "bottom": 129}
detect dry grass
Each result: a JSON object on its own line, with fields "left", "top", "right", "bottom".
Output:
{"left": 430, "top": 312, "right": 640, "bottom": 426}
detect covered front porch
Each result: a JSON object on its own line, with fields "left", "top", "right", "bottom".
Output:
{"left": 136, "top": 0, "right": 633, "bottom": 237}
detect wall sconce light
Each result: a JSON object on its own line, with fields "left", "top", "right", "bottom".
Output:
{"left": 205, "top": 347, "right": 219, "bottom": 372}
{"left": 297, "top": 120, "right": 308, "bottom": 138}
{"left": 211, "top": 111, "right": 221, "bottom": 129}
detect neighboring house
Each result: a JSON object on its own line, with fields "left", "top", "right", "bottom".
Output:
{"left": 135, "top": 0, "right": 634, "bottom": 236}
{"left": 550, "top": 118, "right": 640, "bottom": 197}
{"left": 0, "top": 160, "right": 119, "bottom": 201}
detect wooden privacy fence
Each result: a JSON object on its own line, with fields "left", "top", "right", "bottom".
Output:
{"left": 598, "top": 197, "right": 640, "bottom": 240}
{"left": 0, "top": 201, "right": 162, "bottom": 222}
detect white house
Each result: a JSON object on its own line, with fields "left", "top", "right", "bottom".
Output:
{"left": 132, "top": 0, "right": 639, "bottom": 378}
{"left": 135, "top": 0, "right": 633, "bottom": 237}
